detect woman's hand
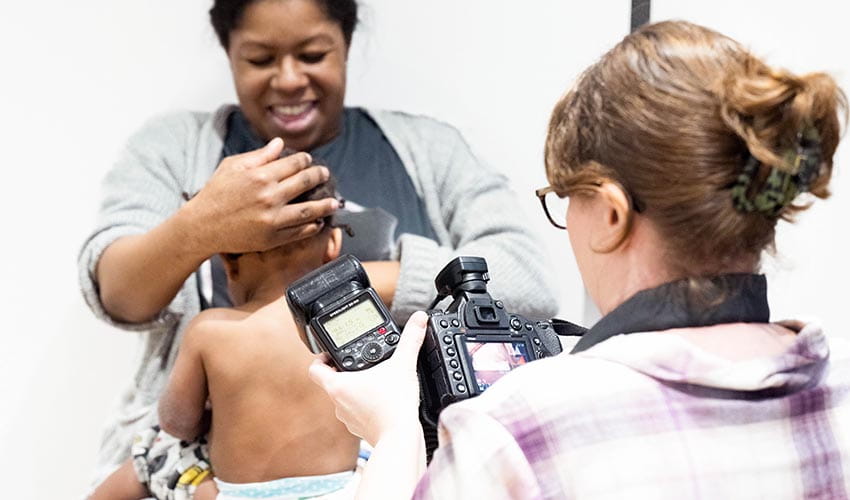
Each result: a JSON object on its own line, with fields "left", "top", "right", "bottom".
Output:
{"left": 309, "top": 311, "right": 428, "bottom": 446}
{"left": 97, "top": 137, "right": 338, "bottom": 323}
{"left": 184, "top": 137, "right": 340, "bottom": 255}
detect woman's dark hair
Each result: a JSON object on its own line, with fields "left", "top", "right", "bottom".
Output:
{"left": 210, "top": 0, "right": 358, "bottom": 50}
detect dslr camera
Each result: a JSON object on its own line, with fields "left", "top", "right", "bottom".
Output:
{"left": 417, "top": 256, "right": 563, "bottom": 426}
{"left": 287, "top": 254, "right": 564, "bottom": 425}
{"left": 286, "top": 254, "right": 402, "bottom": 370}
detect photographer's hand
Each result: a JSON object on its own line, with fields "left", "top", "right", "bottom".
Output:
{"left": 309, "top": 311, "right": 426, "bottom": 445}
{"left": 309, "top": 312, "right": 428, "bottom": 500}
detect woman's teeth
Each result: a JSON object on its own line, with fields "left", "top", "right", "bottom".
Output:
{"left": 273, "top": 103, "right": 312, "bottom": 116}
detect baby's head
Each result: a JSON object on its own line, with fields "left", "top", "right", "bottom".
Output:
{"left": 222, "top": 176, "right": 345, "bottom": 304}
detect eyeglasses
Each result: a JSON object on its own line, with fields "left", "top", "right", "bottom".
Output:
{"left": 535, "top": 185, "right": 570, "bottom": 230}
{"left": 536, "top": 182, "right": 646, "bottom": 231}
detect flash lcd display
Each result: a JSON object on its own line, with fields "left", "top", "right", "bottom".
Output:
{"left": 321, "top": 297, "right": 385, "bottom": 347}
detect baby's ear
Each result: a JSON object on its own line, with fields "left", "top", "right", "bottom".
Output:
{"left": 324, "top": 228, "right": 343, "bottom": 263}
{"left": 219, "top": 253, "right": 240, "bottom": 282}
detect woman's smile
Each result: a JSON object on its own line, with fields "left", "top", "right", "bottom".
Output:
{"left": 268, "top": 101, "right": 319, "bottom": 134}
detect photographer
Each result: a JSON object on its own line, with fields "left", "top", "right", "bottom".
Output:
{"left": 310, "top": 21, "right": 850, "bottom": 499}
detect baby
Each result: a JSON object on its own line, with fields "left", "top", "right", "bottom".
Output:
{"left": 91, "top": 178, "right": 360, "bottom": 500}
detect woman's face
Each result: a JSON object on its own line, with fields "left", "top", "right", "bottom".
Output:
{"left": 227, "top": 0, "right": 348, "bottom": 150}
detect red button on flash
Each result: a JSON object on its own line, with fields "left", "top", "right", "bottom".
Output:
{"left": 378, "top": 327, "right": 387, "bottom": 334}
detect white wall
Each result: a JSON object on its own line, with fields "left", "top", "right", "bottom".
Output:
{"left": 650, "top": 0, "right": 850, "bottom": 335}
{"left": 1, "top": 1, "right": 847, "bottom": 498}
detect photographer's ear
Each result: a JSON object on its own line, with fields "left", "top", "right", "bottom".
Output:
{"left": 323, "top": 227, "right": 343, "bottom": 263}
{"left": 591, "top": 182, "right": 633, "bottom": 253}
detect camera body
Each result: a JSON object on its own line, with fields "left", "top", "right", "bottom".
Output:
{"left": 286, "top": 254, "right": 402, "bottom": 370}
{"left": 418, "top": 256, "right": 563, "bottom": 425}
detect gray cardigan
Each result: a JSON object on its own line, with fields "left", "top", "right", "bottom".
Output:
{"left": 78, "top": 105, "right": 559, "bottom": 482}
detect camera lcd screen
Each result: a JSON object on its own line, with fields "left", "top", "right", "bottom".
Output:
{"left": 465, "top": 340, "right": 531, "bottom": 391}
{"left": 320, "top": 297, "right": 385, "bottom": 348}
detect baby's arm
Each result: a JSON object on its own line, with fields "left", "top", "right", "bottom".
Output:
{"left": 158, "top": 316, "right": 211, "bottom": 441}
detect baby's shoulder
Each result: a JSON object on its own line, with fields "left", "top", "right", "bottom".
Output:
{"left": 182, "top": 307, "right": 252, "bottom": 343}
{"left": 196, "top": 307, "right": 250, "bottom": 322}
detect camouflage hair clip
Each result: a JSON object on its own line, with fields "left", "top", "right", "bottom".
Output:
{"left": 731, "top": 126, "right": 822, "bottom": 217}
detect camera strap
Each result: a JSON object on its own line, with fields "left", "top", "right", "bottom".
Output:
{"left": 550, "top": 318, "right": 589, "bottom": 337}
{"left": 570, "top": 273, "right": 770, "bottom": 354}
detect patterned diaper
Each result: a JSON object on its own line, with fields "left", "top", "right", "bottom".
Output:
{"left": 131, "top": 425, "right": 212, "bottom": 500}
{"left": 214, "top": 469, "right": 359, "bottom": 500}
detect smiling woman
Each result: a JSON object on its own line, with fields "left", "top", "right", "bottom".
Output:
{"left": 79, "top": 0, "right": 558, "bottom": 498}
{"left": 221, "top": 0, "right": 349, "bottom": 150}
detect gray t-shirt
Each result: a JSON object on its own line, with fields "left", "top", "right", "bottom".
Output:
{"left": 313, "top": 107, "right": 438, "bottom": 245}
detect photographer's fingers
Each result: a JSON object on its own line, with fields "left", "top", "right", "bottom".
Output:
{"left": 392, "top": 311, "right": 428, "bottom": 366}
{"left": 308, "top": 358, "right": 338, "bottom": 393}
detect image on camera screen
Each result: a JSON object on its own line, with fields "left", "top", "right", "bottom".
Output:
{"left": 321, "top": 298, "right": 384, "bottom": 348}
{"left": 465, "top": 341, "right": 531, "bottom": 391}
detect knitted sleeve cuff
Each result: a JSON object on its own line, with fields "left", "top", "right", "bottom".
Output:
{"left": 78, "top": 225, "right": 176, "bottom": 331}
{"left": 390, "top": 233, "right": 453, "bottom": 323}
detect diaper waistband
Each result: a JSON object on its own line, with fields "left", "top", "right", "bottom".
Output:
{"left": 214, "top": 469, "right": 355, "bottom": 499}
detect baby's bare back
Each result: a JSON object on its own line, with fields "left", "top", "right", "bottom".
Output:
{"left": 199, "top": 301, "right": 359, "bottom": 483}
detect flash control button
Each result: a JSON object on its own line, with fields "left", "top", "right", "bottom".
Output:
{"left": 510, "top": 317, "right": 522, "bottom": 330}
{"left": 362, "top": 342, "right": 383, "bottom": 362}
{"left": 385, "top": 333, "right": 400, "bottom": 345}
{"left": 342, "top": 356, "right": 355, "bottom": 368}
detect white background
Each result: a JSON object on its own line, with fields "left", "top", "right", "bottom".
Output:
{"left": 1, "top": 1, "right": 848, "bottom": 498}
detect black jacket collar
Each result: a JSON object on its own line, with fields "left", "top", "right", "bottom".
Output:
{"left": 571, "top": 274, "right": 770, "bottom": 354}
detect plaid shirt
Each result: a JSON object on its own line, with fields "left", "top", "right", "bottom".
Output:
{"left": 414, "top": 322, "right": 850, "bottom": 499}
